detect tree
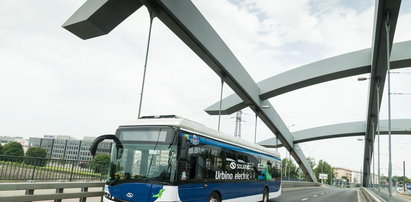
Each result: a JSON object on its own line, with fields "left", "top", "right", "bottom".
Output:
{"left": 314, "top": 160, "right": 333, "bottom": 184}
{"left": 380, "top": 176, "right": 388, "bottom": 185}
{"left": 3, "top": 142, "right": 24, "bottom": 157}
{"left": 307, "top": 157, "right": 316, "bottom": 171}
{"left": 281, "top": 158, "right": 298, "bottom": 180}
{"left": 299, "top": 157, "right": 316, "bottom": 181}
{"left": 91, "top": 154, "right": 111, "bottom": 173}
{"left": 0, "top": 144, "right": 3, "bottom": 155}
{"left": 25, "top": 147, "right": 48, "bottom": 166}
{"left": 26, "top": 147, "right": 47, "bottom": 158}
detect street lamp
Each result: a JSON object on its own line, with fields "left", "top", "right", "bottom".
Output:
{"left": 287, "top": 124, "right": 295, "bottom": 181}
{"left": 358, "top": 76, "right": 381, "bottom": 191}
{"left": 385, "top": 16, "right": 393, "bottom": 197}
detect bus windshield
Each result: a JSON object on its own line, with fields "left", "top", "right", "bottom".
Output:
{"left": 108, "top": 127, "right": 177, "bottom": 185}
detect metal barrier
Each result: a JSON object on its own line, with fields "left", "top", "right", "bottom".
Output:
{"left": 282, "top": 181, "right": 320, "bottom": 188}
{"left": 0, "top": 181, "right": 105, "bottom": 202}
{"left": 368, "top": 187, "right": 410, "bottom": 202}
{"left": 0, "top": 155, "right": 108, "bottom": 181}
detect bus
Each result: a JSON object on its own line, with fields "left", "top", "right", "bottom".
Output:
{"left": 90, "top": 115, "right": 281, "bottom": 202}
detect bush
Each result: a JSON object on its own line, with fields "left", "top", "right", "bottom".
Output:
{"left": 91, "top": 154, "right": 110, "bottom": 173}
{"left": 25, "top": 147, "right": 48, "bottom": 167}
{"left": 3, "top": 142, "right": 24, "bottom": 162}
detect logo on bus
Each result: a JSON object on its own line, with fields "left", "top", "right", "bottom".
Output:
{"left": 228, "top": 162, "right": 254, "bottom": 170}
{"left": 229, "top": 162, "right": 236, "bottom": 169}
{"left": 190, "top": 135, "right": 199, "bottom": 145}
{"left": 126, "top": 193, "right": 133, "bottom": 198}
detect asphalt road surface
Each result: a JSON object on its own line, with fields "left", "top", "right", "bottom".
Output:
{"left": 270, "top": 187, "right": 358, "bottom": 202}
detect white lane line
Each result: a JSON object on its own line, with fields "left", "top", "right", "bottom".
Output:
{"left": 302, "top": 198, "right": 308, "bottom": 201}
{"left": 313, "top": 195, "right": 318, "bottom": 197}
{"left": 321, "top": 193, "right": 324, "bottom": 195}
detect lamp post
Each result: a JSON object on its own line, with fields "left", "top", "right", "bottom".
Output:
{"left": 358, "top": 76, "right": 381, "bottom": 192}
{"left": 287, "top": 124, "right": 295, "bottom": 181}
{"left": 385, "top": 16, "right": 393, "bottom": 198}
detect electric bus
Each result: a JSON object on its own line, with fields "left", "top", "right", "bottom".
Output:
{"left": 90, "top": 115, "right": 281, "bottom": 202}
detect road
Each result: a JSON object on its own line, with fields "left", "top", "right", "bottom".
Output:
{"left": 271, "top": 187, "right": 359, "bottom": 202}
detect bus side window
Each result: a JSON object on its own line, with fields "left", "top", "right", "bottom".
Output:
{"left": 203, "top": 145, "right": 222, "bottom": 180}
{"left": 223, "top": 150, "right": 237, "bottom": 175}
{"left": 185, "top": 144, "right": 206, "bottom": 180}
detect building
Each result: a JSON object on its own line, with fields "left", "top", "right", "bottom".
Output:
{"left": 28, "top": 136, "right": 112, "bottom": 161}
{"left": 0, "top": 136, "right": 29, "bottom": 152}
{"left": 0, "top": 136, "right": 28, "bottom": 146}
{"left": 351, "top": 170, "right": 361, "bottom": 184}
{"left": 333, "top": 167, "right": 353, "bottom": 182}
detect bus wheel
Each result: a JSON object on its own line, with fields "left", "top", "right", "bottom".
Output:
{"left": 208, "top": 192, "right": 221, "bottom": 202}
{"left": 262, "top": 187, "right": 269, "bottom": 202}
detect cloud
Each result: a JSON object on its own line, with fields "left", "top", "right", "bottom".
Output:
{"left": 1, "top": 0, "right": 410, "bottom": 174}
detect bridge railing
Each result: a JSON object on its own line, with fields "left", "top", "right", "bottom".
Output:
{"left": 0, "top": 155, "right": 109, "bottom": 181}
{"left": 0, "top": 181, "right": 105, "bottom": 202}
{"left": 282, "top": 181, "right": 320, "bottom": 188}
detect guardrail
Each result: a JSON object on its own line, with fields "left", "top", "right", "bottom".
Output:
{"left": 0, "top": 155, "right": 108, "bottom": 181}
{"left": 282, "top": 181, "right": 320, "bottom": 188}
{"left": 368, "top": 188, "right": 410, "bottom": 202}
{"left": 0, "top": 181, "right": 105, "bottom": 202}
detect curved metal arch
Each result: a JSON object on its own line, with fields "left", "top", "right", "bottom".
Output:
{"left": 258, "top": 119, "right": 411, "bottom": 148}
{"left": 205, "top": 40, "right": 411, "bottom": 115}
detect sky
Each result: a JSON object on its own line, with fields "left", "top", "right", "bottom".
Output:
{"left": 1, "top": 0, "right": 411, "bottom": 178}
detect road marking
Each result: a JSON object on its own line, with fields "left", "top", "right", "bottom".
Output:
{"left": 313, "top": 195, "right": 318, "bottom": 197}
{"left": 302, "top": 198, "right": 308, "bottom": 201}
{"left": 321, "top": 193, "right": 324, "bottom": 195}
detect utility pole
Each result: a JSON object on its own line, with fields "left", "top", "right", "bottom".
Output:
{"left": 288, "top": 155, "right": 291, "bottom": 181}
{"left": 321, "top": 162, "right": 324, "bottom": 184}
{"left": 234, "top": 110, "right": 242, "bottom": 138}
{"left": 404, "top": 161, "right": 406, "bottom": 191}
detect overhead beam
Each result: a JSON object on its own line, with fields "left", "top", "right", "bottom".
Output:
{"left": 258, "top": 119, "right": 411, "bottom": 148}
{"left": 63, "top": 0, "right": 317, "bottom": 182}
{"left": 63, "top": 0, "right": 142, "bottom": 40}
{"left": 362, "top": 0, "right": 401, "bottom": 186}
{"left": 205, "top": 40, "right": 411, "bottom": 115}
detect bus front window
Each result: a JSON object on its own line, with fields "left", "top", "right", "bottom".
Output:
{"left": 108, "top": 128, "right": 177, "bottom": 184}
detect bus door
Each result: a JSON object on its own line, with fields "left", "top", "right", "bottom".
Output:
{"left": 178, "top": 135, "right": 209, "bottom": 201}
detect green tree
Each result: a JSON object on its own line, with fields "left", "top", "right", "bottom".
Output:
{"left": 314, "top": 160, "right": 333, "bottom": 184}
{"left": 0, "top": 144, "right": 3, "bottom": 155}
{"left": 3, "top": 142, "right": 24, "bottom": 162}
{"left": 26, "top": 147, "right": 47, "bottom": 158}
{"left": 25, "top": 147, "right": 48, "bottom": 166}
{"left": 299, "top": 157, "right": 316, "bottom": 181}
{"left": 3, "top": 142, "right": 24, "bottom": 156}
{"left": 282, "top": 158, "right": 298, "bottom": 180}
{"left": 91, "top": 154, "right": 111, "bottom": 173}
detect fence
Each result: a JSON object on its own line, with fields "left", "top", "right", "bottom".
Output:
{"left": 369, "top": 187, "right": 410, "bottom": 202}
{"left": 0, "top": 155, "right": 109, "bottom": 182}
{"left": 0, "top": 181, "right": 105, "bottom": 202}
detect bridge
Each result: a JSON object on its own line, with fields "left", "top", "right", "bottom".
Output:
{"left": 2, "top": 0, "right": 411, "bottom": 201}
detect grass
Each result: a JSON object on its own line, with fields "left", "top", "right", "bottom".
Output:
{"left": 0, "top": 160, "right": 108, "bottom": 180}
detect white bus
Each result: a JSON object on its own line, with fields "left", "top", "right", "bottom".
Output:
{"left": 91, "top": 115, "right": 281, "bottom": 202}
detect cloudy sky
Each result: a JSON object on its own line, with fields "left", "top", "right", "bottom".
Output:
{"left": 1, "top": 0, "right": 411, "bottom": 177}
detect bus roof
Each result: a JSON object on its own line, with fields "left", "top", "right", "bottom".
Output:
{"left": 119, "top": 115, "right": 280, "bottom": 159}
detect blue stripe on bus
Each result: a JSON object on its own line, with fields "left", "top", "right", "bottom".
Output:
{"left": 180, "top": 132, "right": 280, "bottom": 161}
{"left": 178, "top": 181, "right": 281, "bottom": 201}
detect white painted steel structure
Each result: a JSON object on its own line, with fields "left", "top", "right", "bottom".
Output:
{"left": 62, "top": 0, "right": 411, "bottom": 186}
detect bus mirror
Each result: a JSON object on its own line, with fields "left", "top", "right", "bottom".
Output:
{"left": 90, "top": 134, "right": 123, "bottom": 158}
